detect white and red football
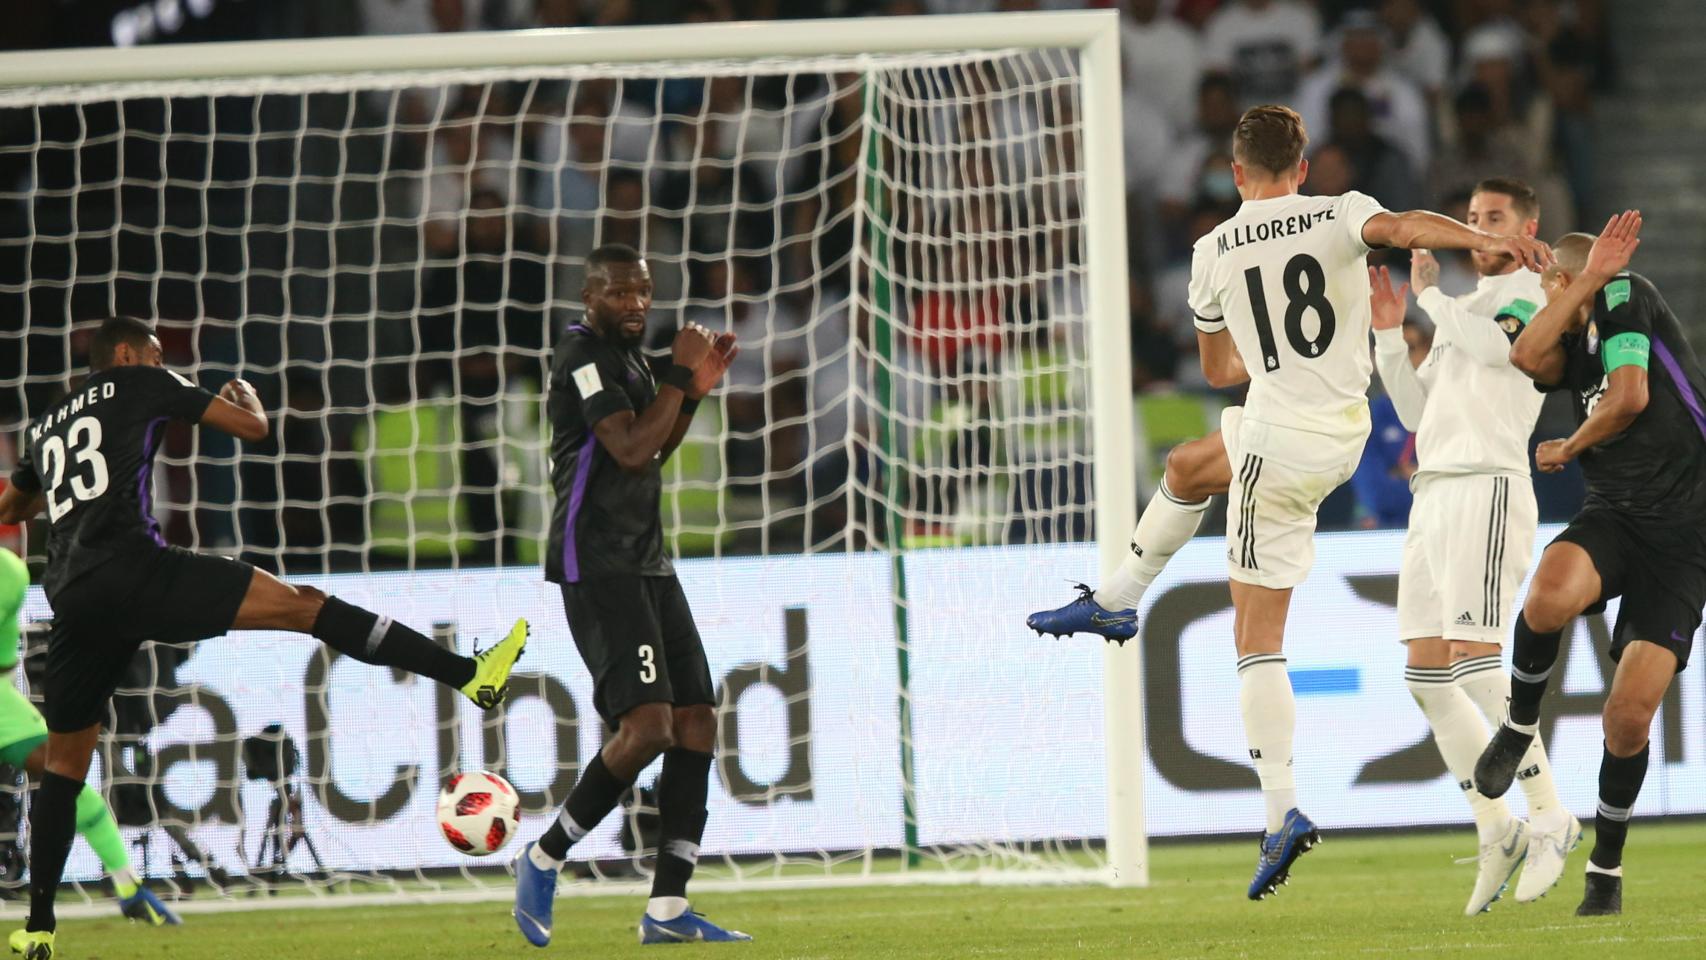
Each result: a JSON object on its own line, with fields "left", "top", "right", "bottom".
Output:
{"left": 436, "top": 770, "right": 521, "bottom": 857}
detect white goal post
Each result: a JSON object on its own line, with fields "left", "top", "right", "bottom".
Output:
{"left": 0, "top": 10, "right": 1142, "bottom": 897}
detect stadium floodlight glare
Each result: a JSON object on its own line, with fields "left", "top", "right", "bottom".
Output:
{"left": 0, "top": 9, "right": 1141, "bottom": 907}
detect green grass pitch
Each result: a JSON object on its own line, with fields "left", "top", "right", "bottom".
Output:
{"left": 40, "top": 823, "right": 1706, "bottom": 959}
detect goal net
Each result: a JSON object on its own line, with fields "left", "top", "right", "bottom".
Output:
{"left": 0, "top": 14, "right": 1136, "bottom": 906}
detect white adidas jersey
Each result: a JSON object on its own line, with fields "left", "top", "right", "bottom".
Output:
{"left": 1188, "top": 191, "right": 1387, "bottom": 466}
{"left": 1376, "top": 268, "right": 1547, "bottom": 477}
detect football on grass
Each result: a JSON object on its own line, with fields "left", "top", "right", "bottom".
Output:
{"left": 437, "top": 771, "right": 520, "bottom": 856}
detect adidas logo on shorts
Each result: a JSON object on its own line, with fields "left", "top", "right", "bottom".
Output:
{"left": 1456, "top": 611, "right": 1476, "bottom": 626}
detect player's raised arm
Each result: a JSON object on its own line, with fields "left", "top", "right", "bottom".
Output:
{"left": 1511, "top": 212, "right": 1644, "bottom": 384}
{"left": 592, "top": 323, "right": 715, "bottom": 472}
{"left": 1368, "top": 266, "right": 1426, "bottom": 431}
{"left": 200, "top": 378, "right": 269, "bottom": 442}
{"left": 660, "top": 331, "right": 738, "bottom": 464}
{"left": 1361, "top": 209, "right": 1555, "bottom": 273}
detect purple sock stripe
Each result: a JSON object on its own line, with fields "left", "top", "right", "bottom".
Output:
{"left": 1650, "top": 339, "right": 1706, "bottom": 441}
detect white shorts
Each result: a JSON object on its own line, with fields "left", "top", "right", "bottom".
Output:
{"left": 1222, "top": 407, "right": 1363, "bottom": 590}
{"left": 1398, "top": 472, "right": 1538, "bottom": 644}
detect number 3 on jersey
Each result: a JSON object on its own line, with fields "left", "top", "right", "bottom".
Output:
{"left": 39, "top": 416, "right": 109, "bottom": 522}
{"left": 1243, "top": 254, "right": 1337, "bottom": 372}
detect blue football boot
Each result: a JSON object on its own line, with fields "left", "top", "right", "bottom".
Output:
{"left": 118, "top": 884, "right": 181, "bottom": 926}
{"left": 1248, "top": 809, "right": 1321, "bottom": 900}
{"left": 639, "top": 909, "right": 752, "bottom": 944}
{"left": 1026, "top": 584, "right": 1139, "bottom": 645}
{"left": 513, "top": 842, "right": 557, "bottom": 947}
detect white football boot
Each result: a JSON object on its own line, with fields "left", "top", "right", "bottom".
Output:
{"left": 1515, "top": 815, "right": 1583, "bottom": 902}
{"left": 1465, "top": 818, "right": 1529, "bottom": 916}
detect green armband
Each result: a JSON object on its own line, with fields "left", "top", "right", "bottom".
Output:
{"left": 1602, "top": 332, "right": 1650, "bottom": 372}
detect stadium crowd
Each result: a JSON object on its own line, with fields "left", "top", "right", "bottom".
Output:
{"left": 0, "top": 0, "right": 1611, "bottom": 570}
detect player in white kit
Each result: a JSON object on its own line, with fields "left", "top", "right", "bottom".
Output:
{"left": 1370, "top": 178, "right": 1577, "bottom": 915}
{"left": 1027, "top": 107, "right": 1553, "bottom": 899}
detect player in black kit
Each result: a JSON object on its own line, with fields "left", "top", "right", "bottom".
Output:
{"left": 0, "top": 317, "right": 529, "bottom": 960}
{"left": 1475, "top": 211, "right": 1706, "bottom": 917}
{"left": 512, "top": 243, "right": 746, "bottom": 947}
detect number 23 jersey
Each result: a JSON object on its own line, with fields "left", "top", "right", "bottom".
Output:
{"left": 10, "top": 365, "right": 216, "bottom": 598}
{"left": 1189, "top": 190, "right": 1387, "bottom": 466}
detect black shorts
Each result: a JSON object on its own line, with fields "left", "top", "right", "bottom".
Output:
{"left": 44, "top": 546, "right": 254, "bottom": 733}
{"left": 559, "top": 574, "right": 715, "bottom": 728}
{"left": 1552, "top": 507, "right": 1706, "bottom": 671}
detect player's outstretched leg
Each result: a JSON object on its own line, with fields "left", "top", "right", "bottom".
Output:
{"left": 1026, "top": 434, "right": 1225, "bottom": 643}
{"left": 1404, "top": 645, "right": 1525, "bottom": 915}
{"left": 1453, "top": 655, "right": 1580, "bottom": 901}
{"left": 1476, "top": 544, "right": 1600, "bottom": 797}
{"left": 229, "top": 569, "right": 527, "bottom": 710}
{"left": 638, "top": 705, "right": 749, "bottom": 945}
{"left": 1577, "top": 640, "right": 1674, "bottom": 917}
{"left": 515, "top": 703, "right": 677, "bottom": 947}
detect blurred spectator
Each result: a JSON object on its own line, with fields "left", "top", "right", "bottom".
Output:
{"left": 1528, "top": 5, "right": 1599, "bottom": 228}
{"left": 1120, "top": 0, "right": 1203, "bottom": 134}
{"left": 1303, "top": 141, "right": 1356, "bottom": 198}
{"left": 1122, "top": 91, "right": 1174, "bottom": 200}
{"left": 1379, "top": 0, "right": 1451, "bottom": 102}
{"left": 1158, "top": 75, "right": 1242, "bottom": 229}
{"left": 1318, "top": 87, "right": 1419, "bottom": 212}
{"left": 1428, "top": 83, "right": 1572, "bottom": 231}
{"left": 422, "top": 101, "right": 517, "bottom": 257}
{"left": 1295, "top": 10, "right": 1430, "bottom": 174}
{"left": 1202, "top": 0, "right": 1322, "bottom": 110}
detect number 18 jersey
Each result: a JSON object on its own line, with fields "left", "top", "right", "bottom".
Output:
{"left": 10, "top": 365, "right": 216, "bottom": 598}
{"left": 1188, "top": 190, "right": 1387, "bottom": 466}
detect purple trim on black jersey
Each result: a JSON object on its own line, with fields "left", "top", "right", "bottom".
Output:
{"left": 568, "top": 323, "right": 592, "bottom": 336}
{"left": 137, "top": 416, "right": 168, "bottom": 546}
{"left": 560, "top": 432, "right": 597, "bottom": 581}
{"left": 1651, "top": 339, "right": 1706, "bottom": 441}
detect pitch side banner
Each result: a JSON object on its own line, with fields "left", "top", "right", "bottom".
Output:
{"left": 18, "top": 528, "right": 1705, "bottom": 880}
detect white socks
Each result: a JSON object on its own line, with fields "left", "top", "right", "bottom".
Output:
{"left": 1456, "top": 656, "right": 1567, "bottom": 832}
{"left": 647, "top": 896, "right": 690, "bottom": 921}
{"left": 1238, "top": 653, "right": 1297, "bottom": 832}
{"left": 1094, "top": 481, "right": 1210, "bottom": 612}
{"left": 529, "top": 842, "right": 566, "bottom": 872}
{"left": 1407, "top": 666, "right": 1512, "bottom": 844}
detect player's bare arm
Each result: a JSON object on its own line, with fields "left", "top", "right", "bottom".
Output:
{"left": 1511, "top": 210, "right": 1644, "bottom": 383}
{"left": 1196, "top": 329, "right": 1249, "bottom": 388}
{"left": 592, "top": 323, "right": 715, "bottom": 472}
{"left": 659, "top": 331, "right": 739, "bottom": 463}
{"left": 0, "top": 487, "right": 43, "bottom": 526}
{"left": 1534, "top": 366, "right": 1649, "bottom": 473}
{"left": 200, "top": 378, "right": 269, "bottom": 442}
{"left": 1361, "top": 209, "right": 1554, "bottom": 272}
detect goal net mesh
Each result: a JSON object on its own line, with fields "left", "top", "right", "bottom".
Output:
{"left": 0, "top": 44, "right": 1109, "bottom": 901}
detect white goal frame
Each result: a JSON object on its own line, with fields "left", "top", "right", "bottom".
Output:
{"left": 0, "top": 10, "right": 1143, "bottom": 888}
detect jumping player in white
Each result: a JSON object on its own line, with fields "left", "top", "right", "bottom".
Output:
{"left": 1027, "top": 105, "right": 1553, "bottom": 899}
{"left": 1369, "top": 178, "right": 1576, "bottom": 915}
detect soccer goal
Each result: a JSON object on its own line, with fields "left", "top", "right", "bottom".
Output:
{"left": 0, "top": 9, "right": 1141, "bottom": 906}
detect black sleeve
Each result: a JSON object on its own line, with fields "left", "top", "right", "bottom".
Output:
{"left": 9, "top": 445, "right": 41, "bottom": 495}
{"left": 138, "top": 366, "right": 218, "bottom": 423}
{"left": 553, "top": 341, "right": 632, "bottom": 428}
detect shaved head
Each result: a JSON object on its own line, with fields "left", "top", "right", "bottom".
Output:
{"left": 1544, "top": 232, "right": 1595, "bottom": 286}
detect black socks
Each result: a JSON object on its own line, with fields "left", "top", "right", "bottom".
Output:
{"left": 26, "top": 772, "right": 83, "bottom": 933}
{"left": 651, "top": 748, "right": 713, "bottom": 901}
{"left": 538, "top": 753, "right": 632, "bottom": 861}
{"left": 1508, "top": 613, "right": 1563, "bottom": 727}
{"left": 1591, "top": 742, "right": 1649, "bottom": 871}
{"left": 312, "top": 596, "right": 474, "bottom": 689}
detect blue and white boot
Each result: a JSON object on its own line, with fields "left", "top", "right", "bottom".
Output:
{"left": 1248, "top": 809, "right": 1321, "bottom": 900}
{"left": 639, "top": 908, "right": 753, "bottom": 944}
{"left": 512, "top": 842, "right": 558, "bottom": 947}
{"left": 1025, "top": 584, "right": 1139, "bottom": 645}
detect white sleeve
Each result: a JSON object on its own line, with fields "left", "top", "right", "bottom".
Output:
{"left": 1335, "top": 190, "right": 1388, "bottom": 255}
{"left": 1187, "top": 244, "right": 1224, "bottom": 333}
{"left": 1415, "top": 287, "right": 1511, "bottom": 367}
{"left": 1373, "top": 326, "right": 1427, "bottom": 430}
